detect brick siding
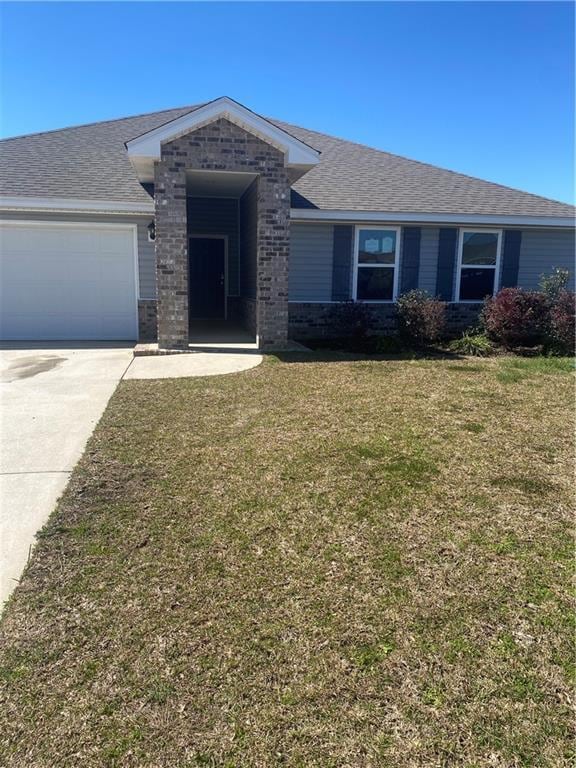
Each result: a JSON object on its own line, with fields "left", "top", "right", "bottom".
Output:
{"left": 288, "top": 302, "right": 483, "bottom": 340}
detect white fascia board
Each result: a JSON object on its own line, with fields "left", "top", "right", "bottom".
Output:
{"left": 290, "top": 209, "right": 575, "bottom": 229}
{"left": 126, "top": 97, "right": 320, "bottom": 168}
{"left": 0, "top": 196, "right": 154, "bottom": 215}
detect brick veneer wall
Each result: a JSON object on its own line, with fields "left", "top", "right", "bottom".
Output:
{"left": 154, "top": 118, "right": 290, "bottom": 350}
{"left": 288, "top": 302, "right": 483, "bottom": 340}
{"left": 138, "top": 299, "right": 158, "bottom": 341}
{"left": 445, "top": 303, "right": 483, "bottom": 331}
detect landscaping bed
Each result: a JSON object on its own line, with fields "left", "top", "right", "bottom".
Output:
{"left": 0, "top": 354, "right": 574, "bottom": 766}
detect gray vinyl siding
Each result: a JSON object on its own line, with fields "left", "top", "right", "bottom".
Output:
{"left": 517, "top": 228, "right": 575, "bottom": 291}
{"left": 0, "top": 210, "right": 155, "bottom": 299}
{"left": 136, "top": 222, "right": 155, "bottom": 298}
{"left": 187, "top": 197, "right": 240, "bottom": 296}
{"left": 418, "top": 227, "right": 440, "bottom": 295}
{"left": 289, "top": 223, "right": 334, "bottom": 301}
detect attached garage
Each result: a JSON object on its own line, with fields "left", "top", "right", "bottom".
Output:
{"left": 0, "top": 221, "right": 138, "bottom": 341}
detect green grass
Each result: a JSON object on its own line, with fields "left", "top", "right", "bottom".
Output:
{"left": 0, "top": 354, "right": 574, "bottom": 767}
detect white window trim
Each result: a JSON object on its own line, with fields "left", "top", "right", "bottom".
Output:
{"left": 455, "top": 228, "right": 503, "bottom": 303}
{"left": 352, "top": 225, "right": 401, "bottom": 303}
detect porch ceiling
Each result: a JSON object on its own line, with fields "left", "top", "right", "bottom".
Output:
{"left": 186, "top": 170, "right": 257, "bottom": 198}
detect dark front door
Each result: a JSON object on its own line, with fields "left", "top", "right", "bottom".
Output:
{"left": 188, "top": 237, "right": 226, "bottom": 319}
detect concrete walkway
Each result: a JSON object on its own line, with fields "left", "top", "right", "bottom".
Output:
{"left": 124, "top": 351, "right": 263, "bottom": 379}
{"left": 0, "top": 344, "right": 133, "bottom": 606}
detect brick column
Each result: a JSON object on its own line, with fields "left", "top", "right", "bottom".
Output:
{"left": 154, "top": 157, "right": 188, "bottom": 349}
{"left": 256, "top": 173, "right": 290, "bottom": 350}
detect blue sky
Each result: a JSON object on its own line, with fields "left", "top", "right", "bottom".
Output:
{"left": 1, "top": 2, "right": 574, "bottom": 203}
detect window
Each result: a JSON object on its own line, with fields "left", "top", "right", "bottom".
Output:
{"left": 354, "top": 227, "right": 399, "bottom": 301}
{"left": 457, "top": 229, "right": 502, "bottom": 301}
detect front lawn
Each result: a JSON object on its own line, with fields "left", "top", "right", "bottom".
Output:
{"left": 1, "top": 354, "right": 574, "bottom": 767}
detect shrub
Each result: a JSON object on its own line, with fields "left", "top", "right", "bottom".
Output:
{"left": 540, "top": 267, "right": 570, "bottom": 301}
{"left": 449, "top": 330, "right": 493, "bottom": 357}
{"left": 481, "top": 288, "right": 549, "bottom": 349}
{"left": 396, "top": 290, "right": 446, "bottom": 345}
{"left": 325, "top": 301, "right": 373, "bottom": 340}
{"left": 548, "top": 289, "right": 575, "bottom": 354}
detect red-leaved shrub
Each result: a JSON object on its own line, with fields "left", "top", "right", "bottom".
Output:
{"left": 549, "top": 289, "right": 576, "bottom": 353}
{"left": 396, "top": 290, "right": 446, "bottom": 345}
{"left": 482, "top": 288, "right": 549, "bottom": 349}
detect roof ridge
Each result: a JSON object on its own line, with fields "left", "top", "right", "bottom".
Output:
{"left": 0, "top": 104, "right": 198, "bottom": 143}
{"left": 272, "top": 118, "right": 575, "bottom": 210}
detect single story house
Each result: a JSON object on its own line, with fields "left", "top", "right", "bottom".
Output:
{"left": 0, "top": 96, "right": 574, "bottom": 349}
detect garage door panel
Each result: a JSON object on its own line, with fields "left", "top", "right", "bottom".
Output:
{"left": 98, "top": 230, "right": 134, "bottom": 254}
{"left": 0, "top": 223, "right": 138, "bottom": 340}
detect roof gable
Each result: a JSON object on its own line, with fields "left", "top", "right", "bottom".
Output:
{"left": 125, "top": 97, "right": 320, "bottom": 184}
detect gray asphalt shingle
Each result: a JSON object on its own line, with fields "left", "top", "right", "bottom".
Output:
{"left": 0, "top": 104, "right": 573, "bottom": 218}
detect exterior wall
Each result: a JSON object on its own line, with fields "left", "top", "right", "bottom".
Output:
{"left": 155, "top": 118, "right": 290, "bottom": 350}
{"left": 289, "top": 302, "right": 396, "bottom": 339}
{"left": 287, "top": 222, "right": 574, "bottom": 304}
{"left": 2, "top": 208, "right": 572, "bottom": 344}
{"left": 287, "top": 224, "right": 574, "bottom": 339}
{"left": 289, "top": 223, "right": 334, "bottom": 301}
{"left": 288, "top": 301, "right": 482, "bottom": 339}
{"left": 517, "top": 228, "right": 575, "bottom": 291}
{"left": 187, "top": 197, "right": 240, "bottom": 295}
{"left": 418, "top": 227, "right": 440, "bottom": 294}
{"left": 155, "top": 152, "right": 188, "bottom": 348}
{"left": 136, "top": 221, "right": 156, "bottom": 299}
{"left": 236, "top": 298, "right": 257, "bottom": 336}
{"left": 138, "top": 299, "right": 158, "bottom": 341}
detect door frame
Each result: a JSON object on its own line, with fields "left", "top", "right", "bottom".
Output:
{"left": 188, "top": 234, "right": 228, "bottom": 320}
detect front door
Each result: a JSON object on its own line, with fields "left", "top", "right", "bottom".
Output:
{"left": 188, "top": 237, "right": 226, "bottom": 319}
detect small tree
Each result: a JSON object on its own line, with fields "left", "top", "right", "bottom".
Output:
{"left": 396, "top": 290, "right": 446, "bottom": 345}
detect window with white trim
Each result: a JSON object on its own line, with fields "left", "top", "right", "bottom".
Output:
{"left": 354, "top": 227, "right": 399, "bottom": 301}
{"left": 457, "top": 229, "right": 502, "bottom": 301}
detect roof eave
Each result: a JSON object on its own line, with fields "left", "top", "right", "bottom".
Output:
{"left": 0, "top": 196, "right": 154, "bottom": 215}
{"left": 290, "top": 209, "right": 576, "bottom": 228}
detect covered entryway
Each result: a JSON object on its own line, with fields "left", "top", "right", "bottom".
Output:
{"left": 125, "top": 97, "right": 320, "bottom": 350}
{"left": 0, "top": 222, "right": 138, "bottom": 341}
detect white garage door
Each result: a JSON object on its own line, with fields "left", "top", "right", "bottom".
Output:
{"left": 0, "top": 222, "right": 138, "bottom": 340}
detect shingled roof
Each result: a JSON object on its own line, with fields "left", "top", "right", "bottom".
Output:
{"left": 0, "top": 103, "right": 574, "bottom": 218}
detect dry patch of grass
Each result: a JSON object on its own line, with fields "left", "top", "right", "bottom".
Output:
{"left": 0, "top": 354, "right": 574, "bottom": 767}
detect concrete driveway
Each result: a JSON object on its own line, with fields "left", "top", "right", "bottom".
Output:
{"left": 0, "top": 344, "right": 133, "bottom": 606}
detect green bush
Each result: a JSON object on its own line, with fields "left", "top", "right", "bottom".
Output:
{"left": 396, "top": 290, "right": 446, "bottom": 345}
{"left": 539, "top": 267, "right": 570, "bottom": 301}
{"left": 449, "top": 330, "right": 493, "bottom": 357}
